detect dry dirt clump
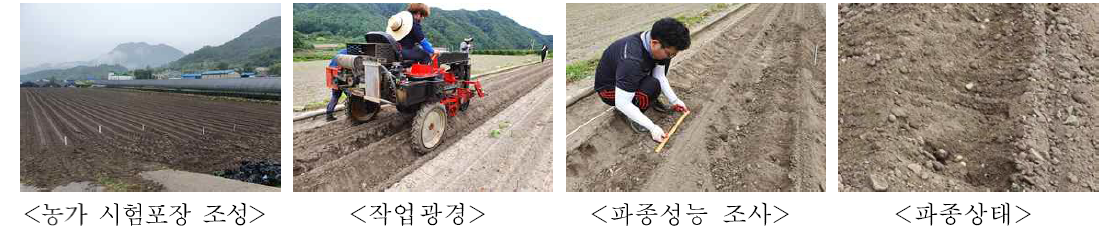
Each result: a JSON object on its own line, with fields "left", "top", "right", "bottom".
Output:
{"left": 838, "top": 3, "right": 1098, "bottom": 192}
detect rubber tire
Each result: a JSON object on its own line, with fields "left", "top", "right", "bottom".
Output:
{"left": 410, "top": 102, "right": 447, "bottom": 154}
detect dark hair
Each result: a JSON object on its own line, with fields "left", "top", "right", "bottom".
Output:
{"left": 650, "top": 18, "right": 690, "bottom": 50}
{"left": 407, "top": 3, "right": 430, "bottom": 17}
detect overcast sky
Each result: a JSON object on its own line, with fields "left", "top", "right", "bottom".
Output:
{"left": 430, "top": 3, "right": 557, "bottom": 36}
{"left": 21, "top": 3, "right": 279, "bottom": 68}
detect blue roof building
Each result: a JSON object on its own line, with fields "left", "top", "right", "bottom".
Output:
{"left": 201, "top": 70, "right": 239, "bottom": 79}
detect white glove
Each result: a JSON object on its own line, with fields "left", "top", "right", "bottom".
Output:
{"left": 650, "top": 125, "right": 666, "bottom": 142}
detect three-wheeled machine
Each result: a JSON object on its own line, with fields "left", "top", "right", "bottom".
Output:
{"left": 327, "top": 32, "right": 484, "bottom": 153}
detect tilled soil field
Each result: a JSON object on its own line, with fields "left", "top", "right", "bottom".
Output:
{"left": 565, "top": 3, "right": 716, "bottom": 62}
{"left": 292, "top": 60, "right": 331, "bottom": 109}
{"left": 566, "top": 3, "right": 826, "bottom": 192}
{"left": 293, "top": 61, "right": 552, "bottom": 192}
{"left": 20, "top": 88, "right": 280, "bottom": 191}
{"left": 838, "top": 3, "right": 1098, "bottom": 192}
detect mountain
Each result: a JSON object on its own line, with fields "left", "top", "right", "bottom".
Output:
{"left": 20, "top": 42, "right": 183, "bottom": 75}
{"left": 20, "top": 61, "right": 92, "bottom": 75}
{"left": 293, "top": 3, "right": 552, "bottom": 50}
{"left": 19, "top": 17, "right": 280, "bottom": 80}
{"left": 91, "top": 42, "right": 184, "bottom": 69}
{"left": 19, "top": 64, "right": 129, "bottom": 83}
{"left": 170, "top": 16, "right": 281, "bottom": 69}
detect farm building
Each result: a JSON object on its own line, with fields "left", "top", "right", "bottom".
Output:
{"left": 181, "top": 73, "right": 202, "bottom": 79}
{"left": 107, "top": 72, "right": 134, "bottom": 80}
{"left": 157, "top": 70, "right": 182, "bottom": 80}
{"left": 201, "top": 70, "right": 239, "bottom": 79}
{"left": 33, "top": 79, "right": 59, "bottom": 87}
{"left": 255, "top": 67, "right": 271, "bottom": 76}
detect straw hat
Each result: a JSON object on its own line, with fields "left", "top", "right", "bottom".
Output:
{"left": 386, "top": 11, "right": 413, "bottom": 41}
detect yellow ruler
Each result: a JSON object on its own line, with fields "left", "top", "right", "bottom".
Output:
{"left": 655, "top": 110, "right": 691, "bottom": 153}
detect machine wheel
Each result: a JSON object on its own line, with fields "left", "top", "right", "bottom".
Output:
{"left": 347, "top": 97, "right": 380, "bottom": 125}
{"left": 410, "top": 102, "right": 447, "bottom": 154}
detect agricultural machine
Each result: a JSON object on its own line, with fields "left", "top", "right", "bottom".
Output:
{"left": 327, "top": 32, "right": 484, "bottom": 153}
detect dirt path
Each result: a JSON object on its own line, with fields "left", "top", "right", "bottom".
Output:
{"left": 293, "top": 61, "right": 553, "bottom": 192}
{"left": 20, "top": 88, "right": 280, "bottom": 191}
{"left": 838, "top": 3, "right": 1098, "bottom": 192}
{"left": 565, "top": 3, "right": 826, "bottom": 192}
{"left": 386, "top": 76, "right": 553, "bottom": 192}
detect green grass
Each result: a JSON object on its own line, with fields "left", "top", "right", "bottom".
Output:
{"left": 294, "top": 48, "right": 341, "bottom": 62}
{"left": 297, "top": 93, "right": 347, "bottom": 112}
{"left": 565, "top": 59, "right": 599, "bottom": 83}
{"left": 299, "top": 100, "right": 327, "bottom": 112}
{"left": 473, "top": 49, "right": 547, "bottom": 56}
{"left": 489, "top": 120, "right": 512, "bottom": 138}
{"left": 296, "top": 32, "right": 360, "bottom": 49}
{"left": 676, "top": 3, "right": 734, "bottom": 28}
{"left": 676, "top": 15, "right": 705, "bottom": 28}
{"left": 96, "top": 175, "right": 138, "bottom": 192}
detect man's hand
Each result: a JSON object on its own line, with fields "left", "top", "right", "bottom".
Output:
{"left": 671, "top": 100, "right": 689, "bottom": 113}
{"left": 650, "top": 125, "right": 667, "bottom": 143}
